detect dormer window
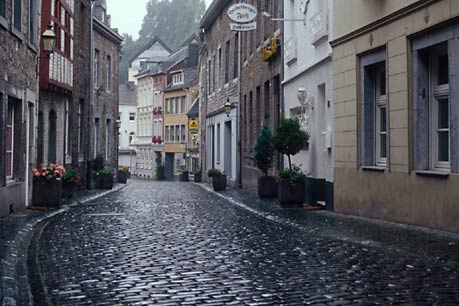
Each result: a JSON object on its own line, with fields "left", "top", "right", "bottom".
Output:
{"left": 173, "top": 72, "right": 184, "bottom": 85}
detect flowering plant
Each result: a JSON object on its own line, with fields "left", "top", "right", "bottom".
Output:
{"left": 63, "top": 168, "right": 80, "bottom": 184}
{"left": 32, "top": 163, "right": 66, "bottom": 180}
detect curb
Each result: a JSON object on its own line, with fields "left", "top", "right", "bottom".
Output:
{"left": 1, "top": 183, "right": 128, "bottom": 306}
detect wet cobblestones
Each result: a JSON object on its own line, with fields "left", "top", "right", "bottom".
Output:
{"left": 33, "top": 180, "right": 459, "bottom": 305}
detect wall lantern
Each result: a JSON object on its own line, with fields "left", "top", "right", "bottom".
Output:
{"left": 224, "top": 98, "right": 233, "bottom": 117}
{"left": 297, "top": 86, "right": 307, "bottom": 103}
{"left": 41, "top": 23, "right": 57, "bottom": 58}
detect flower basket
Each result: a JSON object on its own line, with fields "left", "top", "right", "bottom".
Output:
{"left": 278, "top": 178, "right": 306, "bottom": 208}
{"left": 118, "top": 170, "right": 128, "bottom": 184}
{"left": 32, "top": 177, "right": 63, "bottom": 207}
{"left": 179, "top": 171, "right": 189, "bottom": 182}
{"left": 95, "top": 172, "right": 113, "bottom": 189}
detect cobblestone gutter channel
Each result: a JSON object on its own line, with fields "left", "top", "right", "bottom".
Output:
{"left": 0, "top": 184, "right": 128, "bottom": 306}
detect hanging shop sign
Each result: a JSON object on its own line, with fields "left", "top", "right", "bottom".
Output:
{"left": 230, "top": 22, "right": 257, "bottom": 32}
{"left": 227, "top": 3, "right": 257, "bottom": 23}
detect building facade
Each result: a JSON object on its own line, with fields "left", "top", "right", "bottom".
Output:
{"left": 331, "top": 0, "right": 459, "bottom": 232}
{"left": 283, "top": 0, "right": 334, "bottom": 208}
{"left": 199, "top": 0, "right": 242, "bottom": 186}
{"left": 91, "top": 0, "right": 123, "bottom": 175}
{"left": 0, "top": 0, "right": 40, "bottom": 214}
{"left": 163, "top": 69, "right": 198, "bottom": 180}
{"left": 38, "top": 0, "right": 74, "bottom": 168}
{"left": 118, "top": 82, "right": 137, "bottom": 174}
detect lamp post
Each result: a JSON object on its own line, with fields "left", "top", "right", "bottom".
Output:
{"left": 41, "top": 23, "right": 56, "bottom": 58}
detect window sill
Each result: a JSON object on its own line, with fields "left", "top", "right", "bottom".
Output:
{"left": 0, "top": 16, "right": 8, "bottom": 30}
{"left": 11, "top": 27, "right": 24, "bottom": 41}
{"left": 415, "top": 170, "right": 449, "bottom": 178}
{"left": 361, "top": 166, "right": 386, "bottom": 172}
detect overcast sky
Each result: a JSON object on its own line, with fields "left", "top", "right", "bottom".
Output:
{"left": 109, "top": 0, "right": 212, "bottom": 39}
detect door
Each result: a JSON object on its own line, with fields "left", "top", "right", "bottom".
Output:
{"left": 224, "top": 121, "right": 232, "bottom": 178}
{"left": 165, "top": 153, "right": 174, "bottom": 181}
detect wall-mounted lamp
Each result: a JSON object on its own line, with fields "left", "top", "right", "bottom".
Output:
{"left": 262, "top": 11, "right": 306, "bottom": 25}
{"left": 298, "top": 85, "right": 313, "bottom": 110}
{"left": 41, "top": 23, "right": 57, "bottom": 59}
{"left": 224, "top": 97, "right": 233, "bottom": 117}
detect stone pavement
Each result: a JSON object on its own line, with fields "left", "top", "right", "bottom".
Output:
{"left": 30, "top": 179, "right": 459, "bottom": 305}
{"left": 0, "top": 184, "right": 126, "bottom": 306}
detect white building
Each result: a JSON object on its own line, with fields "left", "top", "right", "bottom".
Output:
{"left": 283, "top": 0, "right": 334, "bottom": 209}
{"left": 127, "top": 37, "right": 172, "bottom": 84}
{"left": 118, "top": 83, "right": 137, "bottom": 174}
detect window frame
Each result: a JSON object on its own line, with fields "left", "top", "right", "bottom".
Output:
{"left": 6, "top": 100, "right": 15, "bottom": 179}
{"left": 374, "top": 67, "right": 388, "bottom": 166}
{"left": 129, "top": 112, "right": 135, "bottom": 121}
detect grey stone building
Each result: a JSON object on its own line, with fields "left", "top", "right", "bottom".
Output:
{"left": 91, "top": 0, "right": 123, "bottom": 175}
{"left": 0, "top": 0, "right": 40, "bottom": 215}
{"left": 199, "top": 0, "right": 283, "bottom": 189}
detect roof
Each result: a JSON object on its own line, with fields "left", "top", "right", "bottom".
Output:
{"left": 119, "top": 83, "right": 136, "bottom": 106}
{"left": 200, "top": 0, "right": 231, "bottom": 30}
{"left": 163, "top": 67, "right": 198, "bottom": 92}
{"left": 180, "top": 33, "right": 199, "bottom": 48}
{"left": 128, "top": 36, "right": 172, "bottom": 65}
{"left": 187, "top": 98, "right": 199, "bottom": 117}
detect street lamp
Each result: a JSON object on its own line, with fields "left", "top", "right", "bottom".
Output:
{"left": 41, "top": 23, "right": 56, "bottom": 58}
{"left": 297, "top": 85, "right": 306, "bottom": 103}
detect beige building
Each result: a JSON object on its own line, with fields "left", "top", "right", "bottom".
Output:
{"left": 331, "top": 0, "right": 459, "bottom": 233}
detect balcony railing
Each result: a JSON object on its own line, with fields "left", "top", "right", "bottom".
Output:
{"left": 310, "top": 9, "right": 329, "bottom": 45}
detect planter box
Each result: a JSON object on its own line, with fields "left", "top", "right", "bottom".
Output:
{"left": 194, "top": 173, "right": 202, "bottom": 183}
{"left": 95, "top": 173, "right": 113, "bottom": 189}
{"left": 257, "top": 176, "right": 278, "bottom": 198}
{"left": 212, "top": 174, "right": 227, "bottom": 191}
{"left": 118, "top": 171, "right": 128, "bottom": 184}
{"left": 179, "top": 171, "right": 189, "bottom": 182}
{"left": 62, "top": 181, "right": 79, "bottom": 198}
{"left": 278, "top": 178, "right": 305, "bottom": 208}
{"left": 32, "top": 177, "right": 63, "bottom": 207}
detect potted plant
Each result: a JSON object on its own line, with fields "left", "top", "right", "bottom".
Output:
{"left": 273, "top": 118, "right": 309, "bottom": 207}
{"left": 254, "top": 124, "right": 277, "bottom": 198}
{"left": 95, "top": 169, "right": 113, "bottom": 189}
{"left": 194, "top": 169, "right": 202, "bottom": 182}
{"left": 156, "top": 164, "right": 166, "bottom": 180}
{"left": 179, "top": 170, "right": 189, "bottom": 182}
{"left": 118, "top": 166, "right": 129, "bottom": 184}
{"left": 62, "top": 168, "right": 80, "bottom": 198}
{"left": 32, "top": 163, "right": 66, "bottom": 207}
{"left": 207, "top": 168, "right": 226, "bottom": 191}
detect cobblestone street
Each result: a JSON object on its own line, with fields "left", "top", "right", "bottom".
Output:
{"left": 30, "top": 180, "right": 459, "bottom": 305}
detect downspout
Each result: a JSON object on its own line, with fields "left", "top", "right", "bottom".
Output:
{"left": 87, "top": 0, "right": 96, "bottom": 188}
{"left": 237, "top": 31, "right": 242, "bottom": 188}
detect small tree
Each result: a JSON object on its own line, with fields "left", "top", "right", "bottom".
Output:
{"left": 273, "top": 118, "right": 309, "bottom": 170}
{"left": 254, "top": 124, "right": 275, "bottom": 176}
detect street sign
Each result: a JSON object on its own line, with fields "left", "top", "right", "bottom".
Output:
{"left": 189, "top": 119, "right": 199, "bottom": 130}
{"left": 227, "top": 3, "right": 257, "bottom": 23}
{"left": 230, "top": 22, "right": 257, "bottom": 32}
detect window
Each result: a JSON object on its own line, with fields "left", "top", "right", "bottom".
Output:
{"left": 216, "top": 124, "right": 221, "bottom": 163}
{"left": 0, "top": 0, "right": 6, "bottom": 19}
{"left": 173, "top": 73, "right": 183, "bottom": 85}
{"left": 234, "top": 33, "right": 239, "bottom": 79}
{"left": 94, "top": 118, "right": 100, "bottom": 157}
{"left": 94, "top": 49, "right": 100, "bottom": 87}
{"left": 171, "top": 125, "right": 175, "bottom": 142}
{"left": 13, "top": 0, "right": 21, "bottom": 32}
{"left": 181, "top": 124, "right": 186, "bottom": 143}
{"left": 6, "top": 100, "right": 14, "bottom": 178}
{"left": 218, "top": 48, "right": 222, "bottom": 87}
{"left": 175, "top": 125, "right": 180, "bottom": 142}
{"left": 129, "top": 112, "right": 135, "bottom": 121}
{"left": 225, "top": 40, "right": 230, "bottom": 84}
{"left": 29, "top": 0, "right": 38, "bottom": 46}
{"left": 106, "top": 55, "right": 112, "bottom": 91}
{"left": 360, "top": 48, "right": 387, "bottom": 167}
{"left": 48, "top": 110, "right": 57, "bottom": 163}
{"left": 180, "top": 96, "right": 185, "bottom": 114}
{"left": 175, "top": 98, "right": 179, "bottom": 114}
{"left": 78, "top": 101, "right": 82, "bottom": 153}
{"left": 117, "top": 112, "right": 121, "bottom": 121}
{"left": 412, "top": 25, "right": 459, "bottom": 173}
{"left": 165, "top": 126, "right": 170, "bottom": 142}
{"left": 264, "top": 0, "right": 270, "bottom": 40}
{"left": 213, "top": 54, "right": 216, "bottom": 92}
{"left": 208, "top": 59, "right": 212, "bottom": 94}
{"left": 106, "top": 119, "right": 111, "bottom": 160}
{"left": 129, "top": 132, "right": 135, "bottom": 144}
{"left": 65, "top": 99, "right": 70, "bottom": 155}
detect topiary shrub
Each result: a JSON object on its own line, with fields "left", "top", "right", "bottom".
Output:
{"left": 254, "top": 124, "right": 275, "bottom": 176}
{"left": 273, "top": 117, "right": 309, "bottom": 170}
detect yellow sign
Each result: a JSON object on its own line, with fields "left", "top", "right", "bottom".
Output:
{"left": 189, "top": 120, "right": 199, "bottom": 129}
{"left": 261, "top": 38, "right": 279, "bottom": 62}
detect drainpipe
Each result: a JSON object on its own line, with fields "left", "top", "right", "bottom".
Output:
{"left": 87, "top": 0, "right": 96, "bottom": 188}
{"left": 237, "top": 31, "right": 242, "bottom": 188}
